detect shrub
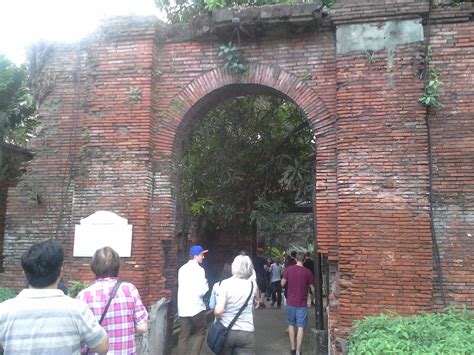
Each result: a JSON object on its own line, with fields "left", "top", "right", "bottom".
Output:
{"left": 349, "top": 307, "right": 474, "bottom": 354}
{"left": 67, "top": 281, "right": 90, "bottom": 298}
{"left": 0, "top": 287, "right": 17, "bottom": 302}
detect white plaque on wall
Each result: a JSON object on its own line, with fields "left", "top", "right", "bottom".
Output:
{"left": 73, "top": 211, "right": 133, "bottom": 257}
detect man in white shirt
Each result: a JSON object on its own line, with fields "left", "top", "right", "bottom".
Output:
{"left": 177, "top": 245, "right": 209, "bottom": 355}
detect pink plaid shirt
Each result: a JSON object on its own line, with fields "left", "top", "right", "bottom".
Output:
{"left": 77, "top": 278, "right": 148, "bottom": 354}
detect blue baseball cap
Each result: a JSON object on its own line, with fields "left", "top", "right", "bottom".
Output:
{"left": 189, "top": 245, "right": 208, "bottom": 256}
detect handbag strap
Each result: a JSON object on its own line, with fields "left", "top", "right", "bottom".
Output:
{"left": 227, "top": 281, "right": 253, "bottom": 331}
{"left": 99, "top": 280, "right": 122, "bottom": 324}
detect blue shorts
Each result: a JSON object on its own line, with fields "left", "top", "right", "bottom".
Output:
{"left": 286, "top": 305, "right": 308, "bottom": 327}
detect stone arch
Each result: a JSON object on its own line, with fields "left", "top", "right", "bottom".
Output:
{"left": 170, "top": 64, "right": 333, "bottom": 147}
{"left": 148, "top": 63, "right": 336, "bottom": 305}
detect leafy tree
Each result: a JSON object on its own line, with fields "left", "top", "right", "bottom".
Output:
{"left": 0, "top": 55, "right": 37, "bottom": 179}
{"left": 178, "top": 95, "right": 314, "bottom": 234}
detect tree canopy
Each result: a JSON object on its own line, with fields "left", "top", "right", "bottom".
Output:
{"left": 0, "top": 55, "right": 37, "bottom": 179}
{"left": 179, "top": 95, "right": 314, "bottom": 233}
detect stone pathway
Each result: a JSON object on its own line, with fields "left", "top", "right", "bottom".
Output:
{"left": 172, "top": 302, "right": 317, "bottom": 354}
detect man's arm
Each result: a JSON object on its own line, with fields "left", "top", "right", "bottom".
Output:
{"left": 310, "top": 284, "right": 315, "bottom": 296}
{"left": 281, "top": 277, "right": 287, "bottom": 288}
{"left": 196, "top": 265, "right": 209, "bottom": 296}
{"left": 90, "top": 334, "right": 109, "bottom": 353}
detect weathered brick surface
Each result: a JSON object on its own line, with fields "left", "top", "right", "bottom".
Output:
{"left": 0, "top": 1, "right": 472, "bottom": 350}
{"left": 333, "top": 41, "right": 434, "bottom": 345}
{"left": 428, "top": 21, "right": 474, "bottom": 310}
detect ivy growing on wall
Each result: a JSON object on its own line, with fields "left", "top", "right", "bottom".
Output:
{"left": 418, "top": 45, "right": 444, "bottom": 109}
{"left": 218, "top": 42, "right": 247, "bottom": 74}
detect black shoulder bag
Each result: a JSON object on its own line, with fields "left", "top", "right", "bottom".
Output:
{"left": 81, "top": 281, "right": 122, "bottom": 354}
{"left": 207, "top": 281, "right": 254, "bottom": 354}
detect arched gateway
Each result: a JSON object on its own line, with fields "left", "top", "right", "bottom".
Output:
{"left": 1, "top": 1, "right": 473, "bottom": 353}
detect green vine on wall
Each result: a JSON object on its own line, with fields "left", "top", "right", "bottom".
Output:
{"left": 418, "top": 46, "right": 444, "bottom": 109}
{"left": 365, "top": 50, "right": 375, "bottom": 64}
{"left": 322, "top": 0, "right": 337, "bottom": 11}
{"left": 218, "top": 42, "right": 247, "bottom": 74}
{"left": 419, "top": 68, "right": 444, "bottom": 109}
{"left": 127, "top": 86, "right": 142, "bottom": 103}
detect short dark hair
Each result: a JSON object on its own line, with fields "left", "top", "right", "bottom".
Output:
{"left": 296, "top": 252, "right": 305, "bottom": 262}
{"left": 220, "top": 262, "right": 232, "bottom": 281}
{"left": 291, "top": 251, "right": 297, "bottom": 258}
{"left": 91, "top": 246, "right": 120, "bottom": 278}
{"left": 21, "top": 239, "right": 64, "bottom": 288}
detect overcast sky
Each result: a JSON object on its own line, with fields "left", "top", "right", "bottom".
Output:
{"left": 0, "top": 0, "right": 163, "bottom": 64}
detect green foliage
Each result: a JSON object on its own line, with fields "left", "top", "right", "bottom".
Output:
{"left": 297, "top": 70, "right": 312, "bottom": 81}
{"left": 419, "top": 67, "right": 444, "bottom": 109}
{"left": 268, "top": 246, "right": 284, "bottom": 259}
{"left": 322, "top": 0, "right": 336, "bottom": 11}
{"left": 0, "top": 55, "right": 38, "bottom": 181}
{"left": 191, "top": 196, "right": 214, "bottom": 216}
{"left": 280, "top": 158, "right": 312, "bottom": 201}
{"left": 179, "top": 95, "right": 314, "bottom": 232}
{"left": 288, "top": 242, "right": 314, "bottom": 254}
{"left": 127, "top": 86, "right": 142, "bottom": 103}
{"left": 205, "top": 0, "right": 226, "bottom": 10}
{"left": 218, "top": 42, "right": 247, "bottom": 74}
{"left": 250, "top": 197, "right": 287, "bottom": 230}
{"left": 349, "top": 307, "right": 474, "bottom": 354}
{"left": 0, "top": 55, "right": 37, "bottom": 145}
{"left": 365, "top": 50, "right": 375, "bottom": 64}
{"left": 423, "top": 45, "right": 432, "bottom": 65}
{"left": 419, "top": 46, "right": 444, "bottom": 109}
{"left": 0, "top": 286, "right": 16, "bottom": 302}
{"left": 67, "top": 280, "right": 90, "bottom": 298}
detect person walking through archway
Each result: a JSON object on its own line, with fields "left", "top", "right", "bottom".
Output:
{"left": 177, "top": 245, "right": 209, "bottom": 355}
{"left": 214, "top": 255, "right": 257, "bottom": 354}
{"left": 253, "top": 248, "right": 267, "bottom": 309}
{"left": 303, "top": 252, "right": 315, "bottom": 307}
{"left": 270, "top": 257, "right": 284, "bottom": 308}
{"left": 281, "top": 252, "right": 315, "bottom": 355}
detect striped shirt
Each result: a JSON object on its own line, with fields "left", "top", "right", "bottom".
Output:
{"left": 77, "top": 278, "right": 148, "bottom": 354}
{"left": 0, "top": 288, "right": 107, "bottom": 354}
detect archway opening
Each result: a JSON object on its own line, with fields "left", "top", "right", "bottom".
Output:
{"left": 175, "top": 89, "right": 319, "bottom": 299}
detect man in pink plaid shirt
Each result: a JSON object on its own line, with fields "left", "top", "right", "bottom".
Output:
{"left": 77, "top": 247, "right": 148, "bottom": 354}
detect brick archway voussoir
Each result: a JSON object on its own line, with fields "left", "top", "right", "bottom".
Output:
{"left": 171, "top": 64, "right": 331, "bottom": 144}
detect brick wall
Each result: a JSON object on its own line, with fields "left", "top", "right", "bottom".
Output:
{"left": 429, "top": 20, "right": 474, "bottom": 309}
{"left": 0, "top": 0, "right": 472, "bottom": 350}
{"left": 0, "top": 145, "right": 33, "bottom": 271}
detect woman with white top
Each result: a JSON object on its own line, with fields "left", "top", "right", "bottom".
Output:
{"left": 214, "top": 255, "right": 257, "bottom": 354}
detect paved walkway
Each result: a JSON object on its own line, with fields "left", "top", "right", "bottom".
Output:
{"left": 172, "top": 303, "right": 316, "bottom": 354}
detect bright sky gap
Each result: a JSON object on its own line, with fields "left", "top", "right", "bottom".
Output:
{"left": 0, "top": 0, "right": 164, "bottom": 64}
